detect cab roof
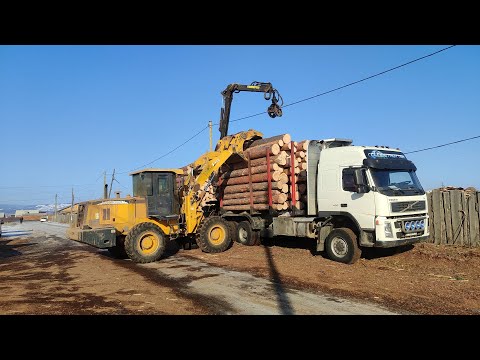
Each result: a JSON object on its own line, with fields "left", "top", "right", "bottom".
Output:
{"left": 129, "top": 168, "right": 183, "bottom": 176}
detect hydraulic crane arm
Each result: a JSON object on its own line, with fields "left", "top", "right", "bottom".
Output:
{"left": 182, "top": 129, "right": 264, "bottom": 234}
{"left": 219, "top": 81, "right": 283, "bottom": 139}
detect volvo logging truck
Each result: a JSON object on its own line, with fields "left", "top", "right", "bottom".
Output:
{"left": 221, "top": 138, "right": 429, "bottom": 264}
{"left": 66, "top": 81, "right": 428, "bottom": 264}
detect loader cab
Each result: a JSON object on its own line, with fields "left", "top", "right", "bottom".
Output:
{"left": 130, "top": 168, "right": 183, "bottom": 218}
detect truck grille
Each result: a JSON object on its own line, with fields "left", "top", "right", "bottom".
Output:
{"left": 391, "top": 201, "right": 426, "bottom": 212}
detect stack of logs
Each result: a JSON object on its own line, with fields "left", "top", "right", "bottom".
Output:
{"left": 218, "top": 134, "right": 309, "bottom": 213}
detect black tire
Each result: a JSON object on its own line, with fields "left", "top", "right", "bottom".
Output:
{"left": 196, "top": 216, "right": 232, "bottom": 253}
{"left": 325, "top": 227, "right": 361, "bottom": 264}
{"left": 227, "top": 221, "right": 238, "bottom": 244}
{"left": 237, "top": 221, "right": 261, "bottom": 246}
{"left": 107, "top": 236, "right": 128, "bottom": 259}
{"left": 125, "top": 222, "right": 166, "bottom": 263}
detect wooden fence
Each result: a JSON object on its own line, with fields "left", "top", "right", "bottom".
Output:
{"left": 427, "top": 189, "right": 480, "bottom": 246}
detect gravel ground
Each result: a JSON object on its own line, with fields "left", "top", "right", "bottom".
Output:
{"left": 1, "top": 221, "right": 479, "bottom": 315}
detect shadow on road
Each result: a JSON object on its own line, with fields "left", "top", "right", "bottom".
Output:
{"left": 99, "top": 237, "right": 181, "bottom": 261}
{"left": 262, "top": 235, "right": 416, "bottom": 262}
{"left": 0, "top": 239, "right": 36, "bottom": 259}
{"left": 361, "top": 244, "right": 415, "bottom": 260}
{"left": 263, "top": 245, "right": 295, "bottom": 315}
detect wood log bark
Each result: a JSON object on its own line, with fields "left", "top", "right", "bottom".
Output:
{"left": 222, "top": 193, "right": 287, "bottom": 205}
{"left": 284, "top": 156, "right": 299, "bottom": 168}
{"left": 297, "top": 140, "right": 309, "bottom": 151}
{"left": 249, "top": 134, "right": 291, "bottom": 148}
{"left": 222, "top": 203, "right": 283, "bottom": 211}
{"left": 220, "top": 170, "right": 285, "bottom": 185}
{"left": 296, "top": 150, "right": 306, "bottom": 159}
{"left": 281, "top": 143, "right": 297, "bottom": 152}
{"left": 286, "top": 201, "right": 305, "bottom": 210}
{"left": 223, "top": 190, "right": 287, "bottom": 201}
{"left": 244, "top": 143, "right": 280, "bottom": 160}
{"left": 227, "top": 164, "right": 284, "bottom": 178}
{"left": 283, "top": 167, "right": 300, "bottom": 175}
{"left": 222, "top": 181, "right": 287, "bottom": 194}
{"left": 277, "top": 172, "right": 288, "bottom": 183}
{"left": 227, "top": 152, "right": 288, "bottom": 170}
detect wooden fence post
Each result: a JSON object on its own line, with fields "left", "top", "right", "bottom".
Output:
{"left": 450, "top": 190, "right": 464, "bottom": 245}
{"left": 462, "top": 192, "right": 470, "bottom": 246}
{"left": 468, "top": 192, "right": 480, "bottom": 247}
{"left": 443, "top": 191, "right": 453, "bottom": 244}
{"left": 432, "top": 189, "right": 444, "bottom": 245}
{"left": 427, "top": 191, "right": 434, "bottom": 243}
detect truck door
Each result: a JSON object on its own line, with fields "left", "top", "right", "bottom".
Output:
{"left": 147, "top": 173, "right": 176, "bottom": 217}
{"left": 338, "top": 167, "right": 376, "bottom": 230}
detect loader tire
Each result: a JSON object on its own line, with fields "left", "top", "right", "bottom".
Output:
{"left": 107, "top": 235, "right": 128, "bottom": 259}
{"left": 325, "top": 227, "right": 361, "bottom": 264}
{"left": 196, "top": 216, "right": 232, "bottom": 253}
{"left": 236, "top": 221, "right": 261, "bottom": 246}
{"left": 125, "top": 222, "right": 166, "bottom": 263}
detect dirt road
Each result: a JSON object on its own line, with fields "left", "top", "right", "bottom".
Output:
{"left": 0, "top": 222, "right": 396, "bottom": 315}
{"left": 2, "top": 221, "right": 479, "bottom": 315}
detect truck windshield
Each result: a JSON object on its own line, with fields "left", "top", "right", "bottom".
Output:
{"left": 370, "top": 169, "right": 424, "bottom": 196}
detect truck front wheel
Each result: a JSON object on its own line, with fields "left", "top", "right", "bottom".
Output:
{"left": 325, "top": 228, "right": 361, "bottom": 264}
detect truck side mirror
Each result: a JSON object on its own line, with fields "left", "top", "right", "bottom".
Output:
{"left": 354, "top": 169, "right": 370, "bottom": 193}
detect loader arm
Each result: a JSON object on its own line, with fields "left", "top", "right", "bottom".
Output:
{"left": 183, "top": 129, "right": 263, "bottom": 234}
{"left": 219, "top": 81, "right": 283, "bottom": 139}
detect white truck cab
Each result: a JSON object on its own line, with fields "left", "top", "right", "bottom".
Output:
{"left": 265, "top": 138, "right": 429, "bottom": 264}
{"left": 314, "top": 139, "right": 428, "bottom": 250}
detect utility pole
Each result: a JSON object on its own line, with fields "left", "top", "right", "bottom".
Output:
{"left": 108, "top": 169, "right": 115, "bottom": 199}
{"left": 209, "top": 120, "right": 213, "bottom": 152}
{"left": 103, "top": 171, "right": 108, "bottom": 199}
{"left": 54, "top": 194, "right": 58, "bottom": 222}
{"left": 70, "top": 188, "right": 74, "bottom": 224}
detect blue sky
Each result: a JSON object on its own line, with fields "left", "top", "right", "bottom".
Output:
{"left": 0, "top": 45, "right": 479, "bottom": 206}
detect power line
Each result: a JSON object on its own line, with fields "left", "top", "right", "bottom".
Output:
{"left": 117, "top": 125, "right": 209, "bottom": 174}
{"left": 226, "top": 45, "right": 456, "bottom": 123}
{"left": 281, "top": 45, "right": 456, "bottom": 108}
{"left": 405, "top": 135, "right": 480, "bottom": 154}
{"left": 118, "top": 45, "right": 456, "bottom": 172}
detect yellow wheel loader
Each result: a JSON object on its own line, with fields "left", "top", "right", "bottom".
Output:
{"left": 67, "top": 81, "right": 283, "bottom": 263}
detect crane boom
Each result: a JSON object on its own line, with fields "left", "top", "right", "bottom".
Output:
{"left": 219, "top": 81, "right": 283, "bottom": 139}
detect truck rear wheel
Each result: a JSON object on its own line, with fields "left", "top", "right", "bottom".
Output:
{"left": 237, "top": 221, "right": 261, "bottom": 246}
{"left": 125, "top": 223, "right": 166, "bottom": 263}
{"left": 196, "top": 216, "right": 232, "bottom": 253}
{"left": 325, "top": 228, "right": 361, "bottom": 264}
{"left": 227, "top": 221, "right": 238, "bottom": 244}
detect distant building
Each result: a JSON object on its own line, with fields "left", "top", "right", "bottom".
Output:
{"left": 0, "top": 212, "right": 5, "bottom": 218}
{"left": 15, "top": 210, "right": 41, "bottom": 216}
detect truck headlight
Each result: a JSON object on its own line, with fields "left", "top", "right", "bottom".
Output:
{"left": 384, "top": 222, "right": 393, "bottom": 238}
